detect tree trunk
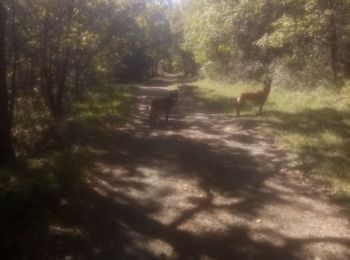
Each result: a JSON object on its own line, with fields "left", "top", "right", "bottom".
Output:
{"left": 74, "top": 67, "right": 82, "bottom": 100}
{"left": 0, "top": 2, "right": 15, "bottom": 164}
{"left": 40, "top": 18, "right": 63, "bottom": 121}
{"left": 9, "top": 0, "right": 18, "bottom": 127}
{"left": 167, "top": 53, "right": 172, "bottom": 72}
{"left": 328, "top": 1, "right": 338, "bottom": 82}
{"left": 55, "top": 48, "right": 70, "bottom": 120}
{"left": 346, "top": 42, "right": 350, "bottom": 77}
{"left": 154, "top": 57, "right": 158, "bottom": 76}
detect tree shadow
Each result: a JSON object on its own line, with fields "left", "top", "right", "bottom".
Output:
{"left": 2, "top": 81, "right": 350, "bottom": 259}
{"left": 265, "top": 108, "right": 350, "bottom": 212}
{"left": 268, "top": 108, "right": 350, "bottom": 138}
{"left": 179, "top": 83, "right": 350, "bottom": 214}
{"left": 4, "top": 118, "right": 345, "bottom": 259}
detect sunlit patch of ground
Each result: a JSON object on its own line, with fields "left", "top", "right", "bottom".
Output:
{"left": 79, "top": 81, "right": 350, "bottom": 259}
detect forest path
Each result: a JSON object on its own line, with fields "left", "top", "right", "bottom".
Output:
{"left": 69, "top": 75, "right": 350, "bottom": 260}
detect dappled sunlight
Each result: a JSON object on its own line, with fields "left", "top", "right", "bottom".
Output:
{"left": 5, "top": 77, "right": 348, "bottom": 259}
{"left": 3, "top": 0, "right": 350, "bottom": 258}
{"left": 53, "top": 82, "right": 349, "bottom": 259}
{"left": 267, "top": 107, "right": 350, "bottom": 193}
{"left": 49, "top": 225, "right": 85, "bottom": 238}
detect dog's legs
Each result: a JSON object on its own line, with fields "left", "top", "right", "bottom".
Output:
{"left": 257, "top": 102, "right": 264, "bottom": 115}
{"left": 149, "top": 114, "right": 152, "bottom": 127}
{"left": 236, "top": 97, "right": 242, "bottom": 117}
{"left": 153, "top": 112, "right": 158, "bottom": 128}
{"left": 149, "top": 111, "right": 154, "bottom": 128}
{"left": 165, "top": 110, "right": 171, "bottom": 121}
{"left": 149, "top": 111, "right": 157, "bottom": 128}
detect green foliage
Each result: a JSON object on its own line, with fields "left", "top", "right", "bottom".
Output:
{"left": 181, "top": 0, "right": 350, "bottom": 83}
{"left": 13, "top": 93, "right": 53, "bottom": 155}
{"left": 267, "top": 87, "right": 350, "bottom": 193}
{"left": 0, "top": 83, "right": 136, "bottom": 254}
{"left": 0, "top": 150, "right": 87, "bottom": 256}
{"left": 69, "top": 85, "right": 137, "bottom": 125}
{"left": 190, "top": 79, "right": 350, "bottom": 194}
{"left": 0, "top": 0, "right": 176, "bottom": 162}
{"left": 3, "top": 0, "right": 174, "bottom": 121}
{"left": 182, "top": 0, "right": 235, "bottom": 77}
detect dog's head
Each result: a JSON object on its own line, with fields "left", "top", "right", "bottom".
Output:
{"left": 263, "top": 78, "right": 272, "bottom": 88}
{"left": 231, "top": 97, "right": 239, "bottom": 107}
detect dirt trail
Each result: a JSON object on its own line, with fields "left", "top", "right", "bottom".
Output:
{"left": 61, "top": 75, "right": 349, "bottom": 260}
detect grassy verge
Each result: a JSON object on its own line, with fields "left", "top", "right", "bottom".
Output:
{"left": 185, "top": 79, "right": 350, "bottom": 196}
{"left": 70, "top": 84, "right": 137, "bottom": 125}
{"left": 0, "top": 84, "right": 136, "bottom": 256}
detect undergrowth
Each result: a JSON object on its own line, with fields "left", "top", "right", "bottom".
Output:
{"left": 186, "top": 79, "right": 350, "bottom": 197}
{"left": 0, "top": 84, "right": 136, "bottom": 256}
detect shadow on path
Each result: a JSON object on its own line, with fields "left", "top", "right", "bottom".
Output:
{"left": 4, "top": 76, "right": 350, "bottom": 260}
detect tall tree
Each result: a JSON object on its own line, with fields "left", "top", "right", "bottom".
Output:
{"left": 181, "top": 0, "right": 350, "bottom": 84}
{"left": 0, "top": 1, "right": 14, "bottom": 164}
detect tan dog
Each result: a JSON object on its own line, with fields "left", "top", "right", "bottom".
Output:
{"left": 235, "top": 79, "right": 272, "bottom": 116}
{"left": 149, "top": 90, "right": 178, "bottom": 127}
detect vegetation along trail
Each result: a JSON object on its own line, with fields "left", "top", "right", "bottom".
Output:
{"left": 1, "top": 0, "right": 350, "bottom": 259}
{"left": 60, "top": 75, "right": 349, "bottom": 259}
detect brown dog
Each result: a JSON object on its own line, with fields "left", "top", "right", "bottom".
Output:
{"left": 149, "top": 90, "right": 178, "bottom": 127}
{"left": 235, "top": 79, "right": 272, "bottom": 116}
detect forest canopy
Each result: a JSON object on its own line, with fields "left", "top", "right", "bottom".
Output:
{"left": 1, "top": 0, "right": 350, "bottom": 162}
{"left": 182, "top": 0, "right": 350, "bottom": 85}
{"left": 1, "top": 1, "right": 350, "bottom": 259}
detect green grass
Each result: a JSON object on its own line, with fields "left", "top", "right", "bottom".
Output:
{"left": 186, "top": 79, "right": 350, "bottom": 195}
{"left": 0, "top": 84, "right": 137, "bottom": 254}
{"left": 69, "top": 84, "right": 137, "bottom": 125}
